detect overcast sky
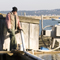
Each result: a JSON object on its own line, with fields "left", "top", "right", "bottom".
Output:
{"left": 0, "top": 0, "right": 60, "bottom": 11}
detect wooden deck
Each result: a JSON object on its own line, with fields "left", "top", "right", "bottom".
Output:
{"left": 0, "top": 51, "right": 32, "bottom": 60}
{"left": 0, "top": 50, "right": 60, "bottom": 55}
{"left": 0, "top": 50, "right": 60, "bottom": 60}
{"left": 28, "top": 51, "right": 60, "bottom": 55}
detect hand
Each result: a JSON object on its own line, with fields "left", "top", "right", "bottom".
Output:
{"left": 8, "top": 29, "right": 15, "bottom": 35}
{"left": 7, "top": 29, "right": 12, "bottom": 33}
{"left": 19, "top": 29, "right": 23, "bottom": 31}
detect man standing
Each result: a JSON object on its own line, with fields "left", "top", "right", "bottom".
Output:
{"left": 6, "top": 7, "right": 22, "bottom": 50}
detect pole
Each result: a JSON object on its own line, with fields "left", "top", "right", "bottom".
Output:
{"left": 28, "top": 23, "right": 30, "bottom": 49}
{"left": 20, "top": 30, "right": 26, "bottom": 52}
{"left": 41, "top": 15, "right": 43, "bottom": 35}
{"left": 41, "top": 15, "right": 47, "bottom": 47}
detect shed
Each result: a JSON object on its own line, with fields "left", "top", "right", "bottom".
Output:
{"left": 0, "top": 14, "right": 40, "bottom": 51}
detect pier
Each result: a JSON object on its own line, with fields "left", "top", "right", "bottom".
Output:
{"left": 0, "top": 14, "right": 60, "bottom": 60}
{"left": 29, "top": 15, "right": 60, "bottom": 20}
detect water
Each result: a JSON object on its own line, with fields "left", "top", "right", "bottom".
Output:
{"left": 39, "top": 19, "right": 59, "bottom": 35}
{"left": 35, "top": 54, "right": 60, "bottom": 60}
{"left": 39, "top": 20, "right": 60, "bottom": 60}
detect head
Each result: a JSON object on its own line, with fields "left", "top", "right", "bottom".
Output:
{"left": 12, "top": 7, "right": 18, "bottom": 15}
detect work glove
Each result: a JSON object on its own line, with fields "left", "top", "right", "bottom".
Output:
{"left": 19, "top": 29, "right": 23, "bottom": 31}
{"left": 17, "top": 27, "right": 23, "bottom": 31}
{"left": 8, "top": 29, "right": 15, "bottom": 36}
{"left": 7, "top": 29, "right": 12, "bottom": 33}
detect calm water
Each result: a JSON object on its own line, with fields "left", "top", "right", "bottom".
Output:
{"left": 39, "top": 19, "right": 59, "bottom": 35}
{"left": 36, "top": 54, "right": 60, "bottom": 60}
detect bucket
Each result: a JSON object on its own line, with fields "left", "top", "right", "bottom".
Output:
{"left": 40, "top": 47, "right": 49, "bottom": 50}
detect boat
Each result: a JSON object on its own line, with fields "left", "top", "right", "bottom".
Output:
{"left": 52, "top": 17, "right": 60, "bottom": 21}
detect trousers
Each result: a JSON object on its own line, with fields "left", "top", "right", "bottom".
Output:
{"left": 10, "top": 29, "right": 17, "bottom": 50}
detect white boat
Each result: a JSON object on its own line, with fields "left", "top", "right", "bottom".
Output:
{"left": 52, "top": 18, "right": 60, "bottom": 21}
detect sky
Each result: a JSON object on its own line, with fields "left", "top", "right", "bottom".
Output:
{"left": 0, "top": 0, "right": 60, "bottom": 11}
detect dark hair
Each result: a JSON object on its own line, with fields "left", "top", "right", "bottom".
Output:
{"left": 12, "top": 7, "right": 18, "bottom": 12}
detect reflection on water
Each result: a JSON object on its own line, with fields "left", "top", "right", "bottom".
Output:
{"left": 35, "top": 54, "right": 60, "bottom": 60}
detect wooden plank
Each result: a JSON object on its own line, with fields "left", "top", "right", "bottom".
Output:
{"left": 28, "top": 51, "right": 60, "bottom": 55}
{"left": 19, "top": 16, "right": 40, "bottom": 24}
{"left": 30, "top": 24, "right": 39, "bottom": 50}
{"left": 21, "top": 23, "right": 29, "bottom": 49}
{"left": 28, "top": 23, "right": 30, "bottom": 49}
{"left": 0, "top": 51, "right": 11, "bottom": 54}
{"left": 3, "top": 37, "right": 10, "bottom": 51}
{"left": 0, "top": 14, "right": 40, "bottom": 24}
{"left": 0, "top": 51, "right": 60, "bottom": 55}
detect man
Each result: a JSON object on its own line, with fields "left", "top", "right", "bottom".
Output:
{"left": 6, "top": 7, "right": 22, "bottom": 50}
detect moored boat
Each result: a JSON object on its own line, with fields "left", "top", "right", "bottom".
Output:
{"left": 52, "top": 17, "right": 60, "bottom": 21}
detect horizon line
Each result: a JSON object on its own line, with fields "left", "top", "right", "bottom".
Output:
{"left": 0, "top": 8, "right": 60, "bottom": 11}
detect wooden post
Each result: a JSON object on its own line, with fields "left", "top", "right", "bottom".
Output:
{"left": 41, "top": 15, "right": 43, "bottom": 35}
{"left": 41, "top": 15, "right": 47, "bottom": 47}
{"left": 24, "top": 12, "right": 26, "bottom": 16}
{"left": 28, "top": 23, "right": 30, "bottom": 49}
